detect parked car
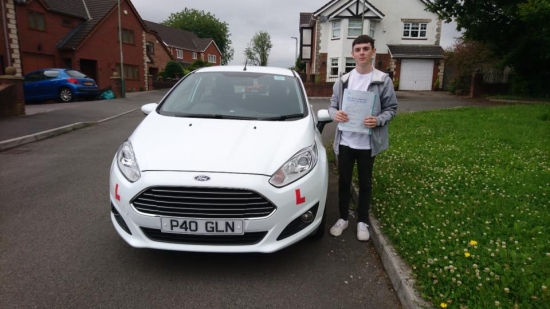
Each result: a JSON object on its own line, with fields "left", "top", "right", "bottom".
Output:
{"left": 23, "top": 68, "right": 100, "bottom": 103}
{"left": 110, "top": 65, "right": 333, "bottom": 253}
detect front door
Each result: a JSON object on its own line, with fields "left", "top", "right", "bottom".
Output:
{"left": 79, "top": 59, "right": 98, "bottom": 85}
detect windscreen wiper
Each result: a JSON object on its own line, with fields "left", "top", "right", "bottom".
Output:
{"left": 176, "top": 114, "right": 257, "bottom": 120}
{"left": 261, "top": 114, "right": 304, "bottom": 121}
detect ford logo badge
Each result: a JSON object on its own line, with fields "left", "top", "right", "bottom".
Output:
{"left": 194, "top": 175, "right": 210, "bottom": 182}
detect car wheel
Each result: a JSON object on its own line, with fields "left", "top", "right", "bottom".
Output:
{"left": 310, "top": 206, "right": 326, "bottom": 239}
{"left": 59, "top": 87, "right": 74, "bottom": 102}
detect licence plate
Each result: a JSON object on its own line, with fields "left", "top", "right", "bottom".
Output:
{"left": 84, "top": 82, "right": 93, "bottom": 85}
{"left": 161, "top": 218, "right": 244, "bottom": 235}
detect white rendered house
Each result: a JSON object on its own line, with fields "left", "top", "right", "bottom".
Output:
{"left": 299, "top": 0, "right": 445, "bottom": 90}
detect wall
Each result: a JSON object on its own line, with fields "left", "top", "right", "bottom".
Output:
{"left": 202, "top": 42, "right": 221, "bottom": 66}
{"left": 0, "top": 73, "right": 24, "bottom": 117}
{"left": 75, "top": 0, "right": 145, "bottom": 91}
{"left": 145, "top": 32, "right": 171, "bottom": 76}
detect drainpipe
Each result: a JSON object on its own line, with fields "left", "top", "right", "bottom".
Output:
{"left": 2, "top": 0, "right": 12, "bottom": 67}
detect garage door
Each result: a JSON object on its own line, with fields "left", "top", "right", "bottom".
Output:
{"left": 399, "top": 59, "right": 434, "bottom": 91}
{"left": 21, "top": 53, "right": 55, "bottom": 74}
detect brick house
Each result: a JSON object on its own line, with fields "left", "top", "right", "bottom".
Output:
{"left": 299, "top": 0, "right": 445, "bottom": 91}
{"left": 1, "top": 0, "right": 152, "bottom": 91}
{"left": 144, "top": 25, "right": 173, "bottom": 80}
{"left": 143, "top": 20, "right": 222, "bottom": 68}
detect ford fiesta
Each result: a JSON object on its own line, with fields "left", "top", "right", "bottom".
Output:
{"left": 109, "top": 66, "right": 333, "bottom": 253}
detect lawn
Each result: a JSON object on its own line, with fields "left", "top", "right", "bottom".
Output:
{"left": 370, "top": 104, "right": 550, "bottom": 308}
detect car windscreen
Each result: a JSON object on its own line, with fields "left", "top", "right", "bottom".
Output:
{"left": 65, "top": 70, "right": 87, "bottom": 78}
{"left": 158, "top": 71, "right": 307, "bottom": 120}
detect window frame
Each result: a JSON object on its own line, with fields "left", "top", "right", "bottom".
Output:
{"left": 208, "top": 54, "right": 216, "bottom": 63}
{"left": 117, "top": 64, "right": 139, "bottom": 80}
{"left": 28, "top": 10, "right": 46, "bottom": 31}
{"left": 176, "top": 49, "right": 183, "bottom": 59}
{"left": 146, "top": 41, "right": 154, "bottom": 55}
{"left": 345, "top": 58, "right": 355, "bottom": 73}
{"left": 369, "top": 21, "right": 377, "bottom": 38}
{"left": 120, "top": 28, "right": 135, "bottom": 44}
{"left": 192, "top": 52, "right": 197, "bottom": 60}
{"left": 332, "top": 20, "right": 341, "bottom": 39}
{"left": 330, "top": 58, "right": 339, "bottom": 76}
{"left": 402, "top": 22, "right": 427, "bottom": 38}
{"left": 347, "top": 19, "right": 362, "bottom": 38}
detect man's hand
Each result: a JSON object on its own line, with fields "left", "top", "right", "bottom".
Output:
{"left": 334, "top": 110, "right": 349, "bottom": 122}
{"left": 364, "top": 116, "right": 377, "bottom": 128}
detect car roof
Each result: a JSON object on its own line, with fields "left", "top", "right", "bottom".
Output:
{"left": 195, "top": 66, "right": 296, "bottom": 77}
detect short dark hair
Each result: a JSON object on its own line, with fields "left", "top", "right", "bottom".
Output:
{"left": 352, "top": 35, "right": 375, "bottom": 49}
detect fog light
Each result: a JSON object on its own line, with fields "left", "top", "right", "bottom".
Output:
{"left": 300, "top": 211, "right": 314, "bottom": 223}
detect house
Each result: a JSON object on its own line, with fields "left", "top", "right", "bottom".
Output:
{"left": 1, "top": 0, "right": 152, "bottom": 91}
{"left": 144, "top": 23, "right": 173, "bottom": 80}
{"left": 299, "top": 0, "right": 445, "bottom": 91}
{"left": 143, "top": 20, "right": 222, "bottom": 69}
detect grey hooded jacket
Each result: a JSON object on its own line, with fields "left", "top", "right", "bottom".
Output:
{"left": 328, "top": 68, "right": 398, "bottom": 156}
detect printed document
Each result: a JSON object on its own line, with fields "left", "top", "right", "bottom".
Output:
{"left": 338, "top": 89, "right": 376, "bottom": 134}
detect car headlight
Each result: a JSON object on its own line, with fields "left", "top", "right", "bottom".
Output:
{"left": 116, "top": 140, "right": 141, "bottom": 182}
{"left": 269, "top": 143, "right": 318, "bottom": 188}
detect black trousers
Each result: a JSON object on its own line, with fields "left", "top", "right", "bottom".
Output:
{"left": 338, "top": 145, "right": 375, "bottom": 223}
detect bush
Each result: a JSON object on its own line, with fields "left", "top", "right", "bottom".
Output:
{"left": 164, "top": 61, "right": 184, "bottom": 79}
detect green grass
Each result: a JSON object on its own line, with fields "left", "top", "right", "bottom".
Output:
{"left": 369, "top": 105, "right": 550, "bottom": 308}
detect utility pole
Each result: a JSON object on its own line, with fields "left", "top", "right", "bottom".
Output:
{"left": 118, "top": 0, "right": 125, "bottom": 98}
{"left": 291, "top": 37, "right": 298, "bottom": 66}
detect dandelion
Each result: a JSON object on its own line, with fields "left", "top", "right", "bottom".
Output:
{"left": 504, "top": 288, "right": 510, "bottom": 293}
{"left": 469, "top": 240, "right": 478, "bottom": 246}
{"left": 440, "top": 303, "right": 448, "bottom": 308}
{"left": 543, "top": 286, "right": 547, "bottom": 291}
{"left": 495, "top": 301, "right": 500, "bottom": 306}
{"left": 465, "top": 252, "right": 471, "bottom": 258}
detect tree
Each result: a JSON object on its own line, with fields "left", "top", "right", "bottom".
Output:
{"left": 162, "top": 8, "right": 234, "bottom": 65}
{"left": 244, "top": 31, "right": 273, "bottom": 66}
{"left": 425, "top": 0, "right": 550, "bottom": 96}
{"left": 164, "top": 61, "right": 184, "bottom": 79}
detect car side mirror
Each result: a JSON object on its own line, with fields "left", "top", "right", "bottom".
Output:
{"left": 316, "top": 109, "right": 332, "bottom": 133}
{"left": 141, "top": 103, "right": 157, "bottom": 115}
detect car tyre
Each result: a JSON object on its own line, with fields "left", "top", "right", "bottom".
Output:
{"left": 310, "top": 206, "right": 326, "bottom": 239}
{"left": 59, "top": 87, "right": 74, "bottom": 103}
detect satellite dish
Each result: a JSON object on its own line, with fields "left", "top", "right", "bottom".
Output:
{"left": 319, "top": 15, "right": 328, "bottom": 22}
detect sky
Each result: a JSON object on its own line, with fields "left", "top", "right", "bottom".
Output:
{"left": 131, "top": 0, "right": 462, "bottom": 68}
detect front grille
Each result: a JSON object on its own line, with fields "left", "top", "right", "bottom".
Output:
{"left": 132, "top": 186, "right": 276, "bottom": 219}
{"left": 141, "top": 228, "right": 267, "bottom": 245}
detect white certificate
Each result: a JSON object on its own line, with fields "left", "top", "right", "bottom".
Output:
{"left": 338, "top": 89, "right": 376, "bottom": 134}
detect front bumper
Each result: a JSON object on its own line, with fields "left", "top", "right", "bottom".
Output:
{"left": 109, "top": 159, "right": 328, "bottom": 253}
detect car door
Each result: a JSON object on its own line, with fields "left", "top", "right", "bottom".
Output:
{"left": 23, "top": 71, "right": 45, "bottom": 101}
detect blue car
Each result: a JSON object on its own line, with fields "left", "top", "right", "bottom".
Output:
{"left": 24, "top": 68, "right": 100, "bottom": 103}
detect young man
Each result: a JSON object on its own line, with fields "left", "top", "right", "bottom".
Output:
{"left": 328, "top": 35, "right": 398, "bottom": 241}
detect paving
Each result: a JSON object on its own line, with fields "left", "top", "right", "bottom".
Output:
{"left": 0, "top": 89, "right": 507, "bottom": 308}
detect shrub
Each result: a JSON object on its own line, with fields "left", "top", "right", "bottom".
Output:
{"left": 164, "top": 61, "right": 184, "bottom": 79}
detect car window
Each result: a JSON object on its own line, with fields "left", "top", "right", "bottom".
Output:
{"left": 159, "top": 72, "right": 306, "bottom": 120}
{"left": 65, "top": 70, "right": 87, "bottom": 78}
{"left": 43, "top": 70, "right": 59, "bottom": 79}
{"left": 24, "top": 72, "right": 43, "bottom": 82}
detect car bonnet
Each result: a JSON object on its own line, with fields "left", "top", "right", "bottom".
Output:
{"left": 129, "top": 112, "right": 315, "bottom": 176}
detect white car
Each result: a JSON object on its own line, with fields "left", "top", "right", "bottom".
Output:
{"left": 110, "top": 66, "right": 332, "bottom": 253}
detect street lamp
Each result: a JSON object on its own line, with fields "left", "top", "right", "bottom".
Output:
{"left": 291, "top": 36, "right": 298, "bottom": 65}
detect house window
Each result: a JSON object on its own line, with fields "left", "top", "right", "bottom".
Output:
{"left": 120, "top": 28, "right": 134, "bottom": 44}
{"left": 348, "top": 19, "right": 362, "bottom": 37}
{"left": 345, "top": 58, "right": 355, "bottom": 73}
{"left": 28, "top": 11, "right": 45, "bottom": 31}
{"left": 192, "top": 52, "right": 197, "bottom": 59}
{"left": 403, "top": 23, "right": 427, "bottom": 38}
{"left": 146, "top": 42, "right": 154, "bottom": 55}
{"left": 176, "top": 49, "right": 183, "bottom": 59}
{"left": 332, "top": 20, "right": 341, "bottom": 39}
{"left": 208, "top": 54, "right": 216, "bottom": 63}
{"left": 369, "top": 21, "right": 377, "bottom": 38}
{"left": 117, "top": 64, "right": 139, "bottom": 80}
{"left": 330, "top": 58, "right": 339, "bottom": 76}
